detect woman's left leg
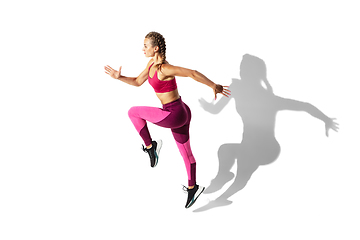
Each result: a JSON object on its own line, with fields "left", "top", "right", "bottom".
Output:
{"left": 128, "top": 106, "right": 171, "bottom": 147}
{"left": 128, "top": 106, "right": 171, "bottom": 167}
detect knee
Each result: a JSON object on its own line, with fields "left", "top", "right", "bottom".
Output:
{"left": 128, "top": 106, "right": 137, "bottom": 118}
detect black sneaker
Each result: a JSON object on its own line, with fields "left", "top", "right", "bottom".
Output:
{"left": 142, "top": 140, "right": 162, "bottom": 168}
{"left": 183, "top": 184, "right": 205, "bottom": 209}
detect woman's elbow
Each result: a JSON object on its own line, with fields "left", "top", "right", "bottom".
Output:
{"left": 189, "top": 70, "right": 199, "bottom": 78}
{"left": 134, "top": 79, "right": 143, "bottom": 87}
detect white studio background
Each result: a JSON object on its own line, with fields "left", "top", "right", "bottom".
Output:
{"left": 1, "top": 0, "right": 359, "bottom": 239}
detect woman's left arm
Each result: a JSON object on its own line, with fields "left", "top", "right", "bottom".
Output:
{"left": 161, "top": 64, "right": 230, "bottom": 99}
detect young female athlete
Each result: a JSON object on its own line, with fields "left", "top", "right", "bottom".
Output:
{"left": 104, "top": 32, "right": 231, "bottom": 208}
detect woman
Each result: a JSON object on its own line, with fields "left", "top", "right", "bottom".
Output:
{"left": 104, "top": 32, "right": 230, "bottom": 208}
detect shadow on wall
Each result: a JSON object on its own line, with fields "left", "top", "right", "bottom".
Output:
{"left": 194, "top": 54, "right": 338, "bottom": 212}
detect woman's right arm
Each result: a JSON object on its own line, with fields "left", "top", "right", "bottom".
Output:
{"left": 104, "top": 59, "right": 152, "bottom": 87}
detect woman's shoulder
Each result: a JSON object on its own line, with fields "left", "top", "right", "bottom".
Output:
{"left": 146, "top": 59, "right": 154, "bottom": 68}
{"left": 157, "top": 62, "right": 177, "bottom": 79}
{"left": 159, "top": 62, "right": 174, "bottom": 70}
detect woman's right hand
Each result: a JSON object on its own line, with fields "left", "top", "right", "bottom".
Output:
{"left": 104, "top": 65, "right": 122, "bottom": 79}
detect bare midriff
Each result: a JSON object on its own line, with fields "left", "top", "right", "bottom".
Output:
{"left": 155, "top": 88, "right": 180, "bottom": 105}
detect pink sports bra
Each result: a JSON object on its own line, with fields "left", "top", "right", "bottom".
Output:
{"left": 148, "top": 62, "right": 177, "bottom": 93}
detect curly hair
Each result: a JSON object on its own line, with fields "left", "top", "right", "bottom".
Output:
{"left": 145, "top": 31, "right": 166, "bottom": 71}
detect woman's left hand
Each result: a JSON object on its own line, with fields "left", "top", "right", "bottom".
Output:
{"left": 213, "top": 84, "right": 231, "bottom": 100}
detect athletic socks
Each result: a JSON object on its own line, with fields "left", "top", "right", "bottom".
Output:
{"left": 183, "top": 184, "right": 205, "bottom": 209}
{"left": 142, "top": 140, "right": 162, "bottom": 168}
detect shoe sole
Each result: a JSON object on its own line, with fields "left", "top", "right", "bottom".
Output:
{"left": 186, "top": 186, "right": 205, "bottom": 209}
{"left": 153, "top": 140, "right": 162, "bottom": 168}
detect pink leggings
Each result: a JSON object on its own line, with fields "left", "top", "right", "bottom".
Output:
{"left": 128, "top": 97, "right": 196, "bottom": 186}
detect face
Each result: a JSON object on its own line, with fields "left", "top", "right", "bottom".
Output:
{"left": 143, "top": 38, "right": 158, "bottom": 58}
